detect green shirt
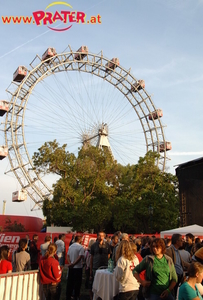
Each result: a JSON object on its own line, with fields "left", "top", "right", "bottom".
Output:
{"left": 151, "top": 256, "right": 170, "bottom": 295}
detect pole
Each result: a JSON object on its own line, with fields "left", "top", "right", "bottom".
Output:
{"left": 2, "top": 200, "right": 6, "bottom": 215}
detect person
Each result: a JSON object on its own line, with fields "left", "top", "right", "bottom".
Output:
{"left": 185, "top": 233, "right": 195, "bottom": 254}
{"left": 115, "top": 240, "right": 140, "bottom": 300}
{"left": 84, "top": 238, "right": 96, "bottom": 300}
{"left": 179, "top": 241, "right": 191, "bottom": 264}
{"left": 113, "top": 233, "right": 129, "bottom": 266}
{"left": 55, "top": 234, "right": 65, "bottom": 267}
{"left": 54, "top": 236, "right": 59, "bottom": 243}
{"left": 133, "top": 238, "right": 177, "bottom": 300}
{"left": 13, "top": 238, "right": 31, "bottom": 272}
{"left": 178, "top": 262, "right": 203, "bottom": 300}
{"left": 110, "top": 234, "right": 119, "bottom": 259}
{"left": 131, "top": 242, "right": 145, "bottom": 300}
{"left": 141, "top": 236, "right": 152, "bottom": 258}
{"left": 69, "top": 234, "right": 75, "bottom": 246}
{"left": 29, "top": 234, "right": 40, "bottom": 270}
{"left": 40, "top": 235, "right": 52, "bottom": 257}
{"left": 0, "top": 245, "right": 12, "bottom": 274}
{"left": 192, "top": 247, "right": 203, "bottom": 264}
{"left": 166, "top": 234, "right": 190, "bottom": 297}
{"left": 191, "top": 239, "right": 202, "bottom": 257}
{"left": 39, "top": 243, "right": 62, "bottom": 300}
{"left": 25, "top": 234, "right": 31, "bottom": 252}
{"left": 165, "top": 238, "right": 172, "bottom": 248}
{"left": 66, "top": 235, "right": 85, "bottom": 300}
{"left": 90, "top": 231, "right": 111, "bottom": 279}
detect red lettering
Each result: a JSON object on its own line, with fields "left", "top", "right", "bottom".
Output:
{"left": 61, "top": 11, "right": 71, "bottom": 23}
{"left": 53, "top": 11, "right": 63, "bottom": 23}
{"left": 22, "top": 16, "right": 33, "bottom": 24}
{"left": 1, "top": 16, "right": 11, "bottom": 24}
{"left": 43, "top": 12, "right": 53, "bottom": 25}
{"left": 90, "top": 16, "right": 96, "bottom": 24}
{"left": 69, "top": 12, "right": 76, "bottom": 23}
{"left": 12, "top": 16, "right": 22, "bottom": 24}
{"left": 76, "top": 12, "right": 86, "bottom": 23}
{"left": 33, "top": 11, "right": 45, "bottom": 25}
{"left": 97, "top": 14, "right": 102, "bottom": 24}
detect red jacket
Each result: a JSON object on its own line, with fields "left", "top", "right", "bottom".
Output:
{"left": 39, "top": 256, "right": 61, "bottom": 284}
{"left": 135, "top": 253, "right": 146, "bottom": 281}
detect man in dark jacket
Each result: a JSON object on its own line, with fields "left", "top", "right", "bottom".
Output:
{"left": 165, "top": 233, "right": 190, "bottom": 297}
{"left": 29, "top": 234, "right": 40, "bottom": 270}
{"left": 90, "top": 231, "right": 111, "bottom": 278}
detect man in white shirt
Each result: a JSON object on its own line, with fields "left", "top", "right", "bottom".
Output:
{"left": 55, "top": 234, "right": 65, "bottom": 266}
{"left": 40, "top": 235, "right": 51, "bottom": 257}
{"left": 66, "top": 235, "right": 85, "bottom": 300}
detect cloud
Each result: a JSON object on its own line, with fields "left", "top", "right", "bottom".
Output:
{"left": 170, "top": 152, "right": 203, "bottom": 156}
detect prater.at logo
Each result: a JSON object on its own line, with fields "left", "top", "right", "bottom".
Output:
{"left": 33, "top": 1, "right": 101, "bottom": 31}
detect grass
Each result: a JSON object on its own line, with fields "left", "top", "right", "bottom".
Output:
{"left": 60, "top": 267, "right": 90, "bottom": 300}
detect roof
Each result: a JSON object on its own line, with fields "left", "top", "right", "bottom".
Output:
{"left": 174, "top": 157, "right": 203, "bottom": 169}
{"left": 160, "top": 224, "right": 203, "bottom": 238}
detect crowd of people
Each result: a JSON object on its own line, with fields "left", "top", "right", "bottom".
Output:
{"left": 0, "top": 231, "right": 203, "bottom": 300}
{"left": 84, "top": 232, "right": 203, "bottom": 300}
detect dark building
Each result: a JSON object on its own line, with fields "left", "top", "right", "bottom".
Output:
{"left": 175, "top": 157, "right": 203, "bottom": 227}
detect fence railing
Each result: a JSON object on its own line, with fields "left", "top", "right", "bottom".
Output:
{"left": 0, "top": 270, "right": 44, "bottom": 300}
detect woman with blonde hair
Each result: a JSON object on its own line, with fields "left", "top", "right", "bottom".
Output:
{"left": 178, "top": 262, "right": 203, "bottom": 300}
{"left": 115, "top": 240, "right": 140, "bottom": 300}
{"left": 39, "top": 243, "right": 62, "bottom": 300}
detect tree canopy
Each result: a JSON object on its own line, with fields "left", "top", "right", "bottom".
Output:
{"left": 33, "top": 141, "right": 179, "bottom": 233}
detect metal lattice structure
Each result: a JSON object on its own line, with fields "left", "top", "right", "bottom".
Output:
{"left": 4, "top": 45, "right": 169, "bottom": 210}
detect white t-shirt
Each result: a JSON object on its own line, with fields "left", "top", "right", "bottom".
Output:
{"left": 115, "top": 255, "right": 140, "bottom": 293}
{"left": 55, "top": 239, "right": 65, "bottom": 258}
{"left": 68, "top": 242, "right": 85, "bottom": 268}
{"left": 40, "top": 242, "right": 50, "bottom": 257}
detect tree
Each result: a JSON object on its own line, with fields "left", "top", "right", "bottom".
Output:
{"left": 4, "top": 218, "right": 25, "bottom": 232}
{"left": 33, "top": 142, "right": 179, "bottom": 233}
{"left": 130, "top": 151, "right": 179, "bottom": 233}
{"left": 34, "top": 141, "right": 119, "bottom": 231}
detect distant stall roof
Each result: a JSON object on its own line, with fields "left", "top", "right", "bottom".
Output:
{"left": 174, "top": 157, "right": 203, "bottom": 169}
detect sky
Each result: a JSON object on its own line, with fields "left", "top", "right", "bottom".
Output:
{"left": 0, "top": 0, "right": 202, "bottom": 219}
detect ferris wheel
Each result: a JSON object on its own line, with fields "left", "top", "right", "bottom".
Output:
{"left": 2, "top": 45, "right": 171, "bottom": 210}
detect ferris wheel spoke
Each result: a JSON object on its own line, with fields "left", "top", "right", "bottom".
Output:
{"left": 4, "top": 47, "right": 168, "bottom": 209}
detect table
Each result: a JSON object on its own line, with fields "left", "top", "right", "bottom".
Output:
{"left": 92, "top": 269, "right": 119, "bottom": 300}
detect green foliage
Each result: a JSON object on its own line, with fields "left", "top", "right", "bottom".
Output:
{"left": 4, "top": 218, "right": 26, "bottom": 232}
{"left": 33, "top": 142, "right": 179, "bottom": 233}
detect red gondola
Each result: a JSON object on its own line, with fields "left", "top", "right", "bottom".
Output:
{"left": 12, "top": 190, "right": 27, "bottom": 202}
{"left": 42, "top": 47, "right": 57, "bottom": 61}
{"left": 159, "top": 142, "right": 172, "bottom": 152}
{"left": 0, "top": 101, "right": 9, "bottom": 117}
{"left": 74, "top": 46, "right": 88, "bottom": 60}
{"left": 13, "top": 66, "right": 27, "bottom": 82}
{"left": 0, "top": 146, "right": 8, "bottom": 160}
{"left": 131, "top": 80, "right": 145, "bottom": 92}
{"left": 105, "top": 58, "right": 119, "bottom": 71}
{"left": 149, "top": 109, "right": 163, "bottom": 120}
